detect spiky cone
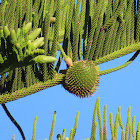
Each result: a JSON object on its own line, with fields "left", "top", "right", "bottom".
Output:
{"left": 63, "top": 60, "right": 100, "bottom": 98}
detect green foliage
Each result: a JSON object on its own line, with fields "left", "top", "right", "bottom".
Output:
{"left": 0, "top": 0, "right": 139, "bottom": 102}
{"left": 32, "top": 116, "right": 37, "bottom": 140}
{"left": 0, "top": 22, "right": 57, "bottom": 75}
{"left": 10, "top": 98, "right": 140, "bottom": 140}
{"left": 0, "top": 74, "right": 65, "bottom": 104}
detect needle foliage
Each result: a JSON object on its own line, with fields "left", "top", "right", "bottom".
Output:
{"left": 0, "top": 0, "right": 140, "bottom": 139}
{"left": 0, "top": 0, "right": 139, "bottom": 102}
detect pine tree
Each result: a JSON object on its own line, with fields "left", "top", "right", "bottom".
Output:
{"left": 0, "top": 0, "right": 140, "bottom": 139}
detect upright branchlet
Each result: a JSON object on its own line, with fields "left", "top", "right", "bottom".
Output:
{"left": 69, "top": 129, "right": 74, "bottom": 140}
{"left": 110, "top": 113, "right": 114, "bottom": 139}
{"left": 72, "top": 111, "right": 79, "bottom": 139}
{"left": 62, "top": 129, "right": 66, "bottom": 140}
{"left": 135, "top": 0, "right": 140, "bottom": 42}
{"left": 114, "top": 112, "right": 119, "bottom": 139}
{"left": 121, "top": 129, "right": 125, "bottom": 140}
{"left": 132, "top": 116, "right": 136, "bottom": 140}
{"left": 7, "top": 97, "right": 140, "bottom": 140}
{"left": 103, "top": 105, "right": 107, "bottom": 140}
{"left": 12, "top": 134, "right": 15, "bottom": 140}
{"left": 90, "top": 97, "right": 99, "bottom": 139}
{"left": 49, "top": 111, "right": 56, "bottom": 140}
{"left": 32, "top": 117, "right": 37, "bottom": 140}
{"left": 118, "top": 107, "right": 124, "bottom": 130}
{"left": 97, "top": 98, "right": 103, "bottom": 140}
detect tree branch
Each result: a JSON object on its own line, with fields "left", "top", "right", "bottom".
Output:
{"left": 93, "top": 42, "right": 140, "bottom": 65}
{"left": 0, "top": 74, "right": 65, "bottom": 104}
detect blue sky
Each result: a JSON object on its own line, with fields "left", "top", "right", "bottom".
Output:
{"left": 0, "top": 0, "right": 140, "bottom": 140}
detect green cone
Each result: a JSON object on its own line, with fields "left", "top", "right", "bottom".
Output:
{"left": 63, "top": 60, "right": 100, "bottom": 98}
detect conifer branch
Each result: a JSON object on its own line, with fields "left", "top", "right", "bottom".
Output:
{"left": 12, "top": 134, "right": 15, "bottom": 140}
{"left": 97, "top": 98, "right": 103, "bottom": 140}
{"left": 62, "top": 129, "right": 66, "bottom": 140}
{"left": 110, "top": 113, "right": 114, "bottom": 139}
{"left": 114, "top": 112, "right": 119, "bottom": 139}
{"left": 118, "top": 107, "right": 124, "bottom": 130}
{"left": 0, "top": 23, "right": 57, "bottom": 75}
{"left": 32, "top": 117, "right": 37, "bottom": 140}
{"left": 99, "top": 50, "right": 140, "bottom": 75}
{"left": 90, "top": 97, "right": 98, "bottom": 139}
{"left": 0, "top": 74, "right": 65, "bottom": 104}
{"left": 93, "top": 42, "right": 140, "bottom": 65}
{"left": 132, "top": 116, "right": 136, "bottom": 140}
{"left": 69, "top": 129, "right": 74, "bottom": 140}
{"left": 121, "top": 129, "right": 125, "bottom": 140}
{"left": 136, "top": 0, "right": 140, "bottom": 42}
{"left": 0, "top": 0, "right": 139, "bottom": 102}
{"left": 72, "top": 111, "right": 79, "bottom": 139}
{"left": 0, "top": 0, "right": 140, "bottom": 139}
{"left": 125, "top": 106, "right": 131, "bottom": 139}
{"left": 7, "top": 97, "right": 140, "bottom": 140}
{"left": 103, "top": 105, "right": 107, "bottom": 140}
{"left": 49, "top": 111, "right": 56, "bottom": 140}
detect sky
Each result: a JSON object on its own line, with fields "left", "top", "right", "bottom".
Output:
{"left": 0, "top": 0, "right": 140, "bottom": 140}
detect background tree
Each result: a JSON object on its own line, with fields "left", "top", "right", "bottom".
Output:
{"left": 0, "top": 0, "right": 140, "bottom": 139}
